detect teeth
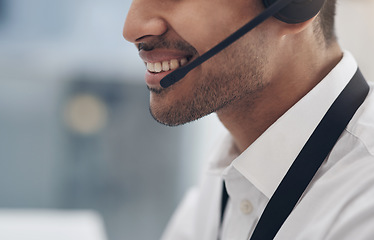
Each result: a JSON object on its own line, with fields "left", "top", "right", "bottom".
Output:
{"left": 154, "top": 62, "right": 162, "bottom": 73}
{"left": 146, "top": 62, "right": 155, "bottom": 72}
{"left": 162, "top": 61, "right": 169, "bottom": 71}
{"left": 180, "top": 58, "right": 188, "bottom": 66}
{"left": 170, "top": 59, "right": 179, "bottom": 70}
{"left": 146, "top": 57, "right": 189, "bottom": 73}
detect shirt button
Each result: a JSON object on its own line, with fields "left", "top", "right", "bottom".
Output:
{"left": 240, "top": 199, "right": 253, "bottom": 215}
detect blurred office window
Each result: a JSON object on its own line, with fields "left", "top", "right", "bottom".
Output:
{"left": 0, "top": 0, "right": 5, "bottom": 23}
{"left": 0, "top": 1, "right": 199, "bottom": 240}
{"left": 0, "top": 74, "right": 190, "bottom": 240}
{"left": 58, "top": 76, "right": 186, "bottom": 239}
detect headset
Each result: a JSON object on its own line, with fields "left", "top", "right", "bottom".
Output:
{"left": 160, "top": 0, "right": 326, "bottom": 88}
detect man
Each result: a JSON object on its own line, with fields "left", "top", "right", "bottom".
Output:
{"left": 123, "top": 0, "right": 374, "bottom": 239}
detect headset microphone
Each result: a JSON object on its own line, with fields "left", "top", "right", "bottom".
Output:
{"left": 160, "top": 0, "right": 325, "bottom": 88}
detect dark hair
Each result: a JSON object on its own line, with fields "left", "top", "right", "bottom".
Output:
{"left": 315, "top": 0, "right": 337, "bottom": 46}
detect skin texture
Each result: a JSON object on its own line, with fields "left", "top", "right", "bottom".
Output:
{"left": 123, "top": 0, "right": 342, "bottom": 153}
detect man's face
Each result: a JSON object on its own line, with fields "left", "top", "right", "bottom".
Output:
{"left": 123, "top": 0, "right": 276, "bottom": 126}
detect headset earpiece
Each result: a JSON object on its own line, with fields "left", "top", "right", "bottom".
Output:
{"left": 263, "top": 0, "right": 326, "bottom": 24}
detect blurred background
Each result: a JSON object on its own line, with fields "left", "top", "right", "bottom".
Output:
{"left": 0, "top": 0, "right": 372, "bottom": 239}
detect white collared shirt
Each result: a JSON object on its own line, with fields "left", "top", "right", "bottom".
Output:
{"left": 161, "top": 51, "right": 374, "bottom": 240}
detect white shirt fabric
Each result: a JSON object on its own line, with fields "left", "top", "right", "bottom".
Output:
{"left": 161, "top": 51, "right": 374, "bottom": 240}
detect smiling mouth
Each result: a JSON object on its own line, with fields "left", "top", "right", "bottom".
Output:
{"left": 145, "top": 56, "right": 193, "bottom": 73}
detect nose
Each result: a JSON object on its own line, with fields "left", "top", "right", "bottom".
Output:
{"left": 123, "top": 0, "right": 168, "bottom": 43}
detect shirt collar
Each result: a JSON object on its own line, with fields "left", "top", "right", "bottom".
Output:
{"left": 207, "top": 132, "right": 241, "bottom": 175}
{"left": 224, "top": 51, "right": 358, "bottom": 199}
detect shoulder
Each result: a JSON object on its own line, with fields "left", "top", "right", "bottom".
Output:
{"left": 160, "top": 188, "right": 199, "bottom": 240}
{"left": 322, "top": 82, "right": 374, "bottom": 200}
{"left": 344, "top": 81, "right": 374, "bottom": 157}
{"left": 299, "top": 85, "right": 374, "bottom": 238}
{"left": 278, "top": 86, "right": 374, "bottom": 239}
{"left": 324, "top": 81, "right": 374, "bottom": 181}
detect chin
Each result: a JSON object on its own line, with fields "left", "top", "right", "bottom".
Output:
{"left": 149, "top": 99, "right": 210, "bottom": 127}
{"left": 149, "top": 107, "right": 188, "bottom": 127}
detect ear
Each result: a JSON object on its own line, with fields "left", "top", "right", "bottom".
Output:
{"left": 277, "top": 15, "right": 318, "bottom": 37}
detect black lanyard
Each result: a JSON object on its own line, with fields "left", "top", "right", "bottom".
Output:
{"left": 219, "top": 69, "right": 369, "bottom": 240}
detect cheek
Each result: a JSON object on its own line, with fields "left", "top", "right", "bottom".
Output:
{"left": 168, "top": 1, "right": 252, "bottom": 54}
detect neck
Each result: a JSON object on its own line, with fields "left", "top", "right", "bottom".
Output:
{"left": 217, "top": 42, "right": 342, "bottom": 153}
